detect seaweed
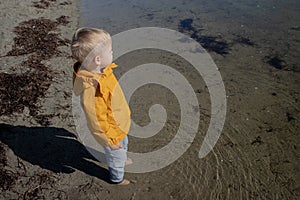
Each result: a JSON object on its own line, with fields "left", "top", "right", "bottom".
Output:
{"left": 33, "top": 0, "right": 57, "bottom": 9}
{"left": 0, "top": 170, "right": 16, "bottom": 191}
{"left": 234, "top": 35, "right": 255, "bottom": 46}
{"left": 265, "top": 55, "right": 287, "bottom": 70}
{"left": 56, "top": 16, "right": 71, "bottom": 26}
{"left": 0, "top": 72, "right": 52, "bottom": 116}
{"left": 290, "top": 26, "right": 300, "bottom": 31}
{"left": 179, "top": 18, "right": 196, "bottom": 33}
{"left": 59, "top": 1, "right": 72, "bottom": 6}
{"left": 6, "top": 17, "right": 70, "bottom": 60}
{"left": 35, "top": 114, "right": 56, "bottom": 126}
{"left": 194, "top": 35, "right": 230, "bottom": 55}
{"left": 0, "top": 143, "right": 6, "bottom": 167}
{"left": 1, "top": 16, "right": 70, "bottom": 126}
{"left": 0, "top": 143, "right": 17, "bottom": 191}
{"left": 145, "top": 13, "right": 154, "bottom": 21}
{"left": 22, "top": 172, "right": 58, "bottom": 199}
{"left": 178, "top": 18, "right": 230, "bottom": 55}
{"left": 286, "top": 112, "right": 295, "bottom": 122}
{"left": 265, "top": 55, "right": 300, "bottom": 72}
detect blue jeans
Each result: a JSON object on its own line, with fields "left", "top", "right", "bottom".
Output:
{"left": 104, "top": 136, "right": 128, "bottom": 183}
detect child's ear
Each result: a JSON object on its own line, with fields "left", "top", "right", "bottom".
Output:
{"left": 94, "top": 55, "right": 101, "bottom": 65}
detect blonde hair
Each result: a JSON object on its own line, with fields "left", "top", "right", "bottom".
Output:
{"left": 71, "top": 27, "right": 111, "bottom": 63}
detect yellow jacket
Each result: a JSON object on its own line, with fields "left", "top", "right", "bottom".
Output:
{"left": 73, "top": 62, "right": 131, "bottom": 146}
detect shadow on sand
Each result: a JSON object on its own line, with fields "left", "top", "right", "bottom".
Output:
{"left": 0, "top": 123, "right": 110, "bottom": 183}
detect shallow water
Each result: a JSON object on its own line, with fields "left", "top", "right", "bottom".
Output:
{"left": 79, "top": 0, "right": 300, "bottom": 199}
{"left": 81, "top": 0, "right": 299, "bottom": 70}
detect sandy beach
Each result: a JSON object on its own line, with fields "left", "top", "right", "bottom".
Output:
{"left": 0, "top": 0, "right": 299, "bottom": 199}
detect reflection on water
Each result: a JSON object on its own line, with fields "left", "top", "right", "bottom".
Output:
{"left": 80, "top": 0, "right": 299, "bottom": 199}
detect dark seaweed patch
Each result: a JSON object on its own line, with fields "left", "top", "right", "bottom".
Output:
{"left": 0, "top": 72, "right": 52, "bottom": 115}
{"left": 179, "top": 18, "right": 195, "bottom": 32}
{"left": 1, "top": 17, "right": 70, "bottom": 126}
{"left": 286, "top": 112, "right": 295, "bottom": 122}
{"left": 21, "top": 55, "right": 48, "bottom": 71}
{"left": 56, "top": 16, "right": 71, "bottom": 26}
{"left": 0, "top": 143, "right": 16, "bottom": 190}
{"left": 234, "top": 35, "right": 255, "bottom": 46}
{"left": 0, "top": 144, "right": 6, "bottom": 167}
{"left": 195, "top": 36, "right": 230, "bottom": 55}
{"left": 59, "top": 1, "right": 72, "bottom": 6}
{"left": 6, "top": 17, "right": 70, "bottom": 60}
{"left": 33, "top": 0, "right": 57, "bottom": 9}
{"left": 266, "top": 55, "right": 287, "bottom": 70}
{"left": 35, "top": 114, "right": 56, "bottom": 126}
{"left": 290, "top": 26, "right": 300, "bottom": 31}
{"left": 33, "top": 0, "right": 50, "bottom": 9}
{"left": 265, "top": 55, "right": 299, "bottom": 72}
{"left": 0, "top": 169, "right": 16, "bottom": 190}
{"left": 178, "top": 18, "right": 230, "bottom": 55}
{"left": 146, "top": 13, "right": 154, "bottom": 21}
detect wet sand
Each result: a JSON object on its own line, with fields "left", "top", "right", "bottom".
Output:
{"left": 0, "top": 0, "right": 299, "bottom": 199}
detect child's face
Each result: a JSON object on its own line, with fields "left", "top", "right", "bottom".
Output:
{"left": 100, "top": 42, "right": 113, "bottom": 68}
{"left": 84, "top": 41, "right": 113, "bottom": 73}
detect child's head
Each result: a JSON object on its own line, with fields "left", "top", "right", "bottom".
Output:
{"left": 71, "top": 27, "right": 113, "bottom": 71}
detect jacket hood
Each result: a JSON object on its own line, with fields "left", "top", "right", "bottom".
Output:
{"left": 72, "top": 62, "right": 118, "bottom": 96}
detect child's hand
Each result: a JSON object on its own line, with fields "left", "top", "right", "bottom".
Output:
{"left": 109, "top": 143, "right": 122, "bottom": 150}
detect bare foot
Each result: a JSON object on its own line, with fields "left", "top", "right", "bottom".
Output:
{"left": 117, "top": 179, "right": 130, "bottom": 186}
{"left": 125, "top": 157, "right": 133, "bottom": 166}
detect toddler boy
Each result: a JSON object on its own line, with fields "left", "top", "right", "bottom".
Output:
{"left": 71, "top": 27, "right": 131, "bottom": 185}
